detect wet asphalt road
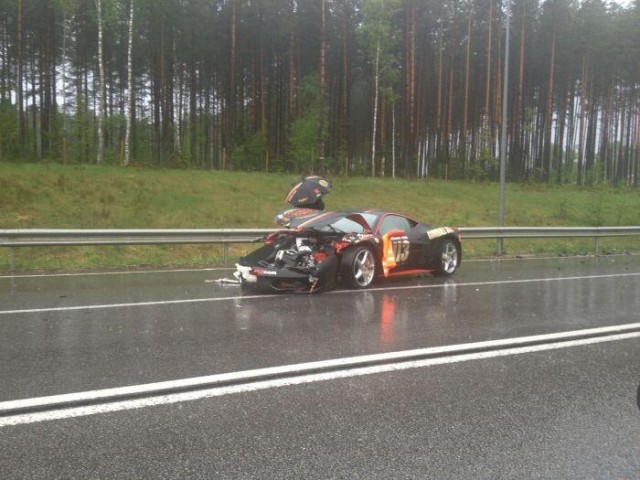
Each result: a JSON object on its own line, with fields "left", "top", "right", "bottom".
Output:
{"left": 1, "top": 255, "right": 639, "bottom": 479}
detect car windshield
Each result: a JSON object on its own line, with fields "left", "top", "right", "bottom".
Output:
{"left": 303, "top": 212, "right": 376, "bottom": 234}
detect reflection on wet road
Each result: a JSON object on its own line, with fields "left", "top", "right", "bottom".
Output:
{"left": 1, "top": 255, "right": 640, "bottom": 478}
{"left": 1, "top": 255, "right": 639, "bottom": 402}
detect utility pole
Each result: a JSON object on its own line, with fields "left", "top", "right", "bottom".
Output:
{"left": 498, "top": 0, "right": 510, "bottom": 255}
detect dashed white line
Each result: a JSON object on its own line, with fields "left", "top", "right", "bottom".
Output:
{"left": 2, "top": 272, "right": 640, "bottom": 316}
{"left": 2, "top": 253, "right": 634, "bottom": 280}
{"left": 0, "top": 267, "right": 233, "bottom": 280}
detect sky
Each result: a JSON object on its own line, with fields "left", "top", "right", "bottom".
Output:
{"left": 608, "top": 0, "right": 634, "bottom": 7}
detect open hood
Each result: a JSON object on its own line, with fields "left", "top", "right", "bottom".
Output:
{"left": 273, "top": 208, "right": 331, "bottom": 228}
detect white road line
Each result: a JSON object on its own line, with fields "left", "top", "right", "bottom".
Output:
{"left": 463, "top": 253, "right": 638, "bottom": 263}
{"left": 0, "top": 267, "right": 233, "bottom": 279}
{"left": 1, "top": 327, "right": 638, "bottom": 427}
{"left": 2, "top": 272, "right": 640, "bottom": 316}
{"left": 1, "top": 253, "right": 636, "bottom": 279}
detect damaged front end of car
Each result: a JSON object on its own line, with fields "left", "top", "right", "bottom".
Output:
{"left": 235, "top": 230, "right": 341, "bottom": 293}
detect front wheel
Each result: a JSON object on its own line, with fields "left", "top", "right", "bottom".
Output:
{"left": 341, "top": 246, "right": 376, "bottom": 289}
{"left": 434, "top": 239, "right": 460, "bottom": 276}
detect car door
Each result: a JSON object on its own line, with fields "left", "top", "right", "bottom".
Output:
{"left": 377, "top": 214, "right": 422, "bottom": 270}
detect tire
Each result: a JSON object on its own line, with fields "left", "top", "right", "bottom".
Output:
{"left": 340, "top": 246, "right": 376, "bottom": 289}
{"left": 434, "top": 239, "right": 460, "bottom": 276}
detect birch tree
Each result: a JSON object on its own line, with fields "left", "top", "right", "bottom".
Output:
{"left": 361, "top": 0, "right": 400, "bottom": 177}
{"left": 95, "top": 0, "right": 105, "bottom": 165}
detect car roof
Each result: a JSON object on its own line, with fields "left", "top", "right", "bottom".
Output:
{"left": 298, "top": 209, "right": 417, "bottom": 227}
{"left": 276, "top": 207, "right": 420, "bottom": 230}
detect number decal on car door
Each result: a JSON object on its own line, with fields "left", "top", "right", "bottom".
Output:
{"left": 391, "top": 236, "right": 410, "bottom": 262}
{"left": 381, "top": 232, "right": 410, "bottom": 276}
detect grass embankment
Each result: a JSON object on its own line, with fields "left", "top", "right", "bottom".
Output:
{"left": 1, "top": 162, "right": 639, "bottom": 271}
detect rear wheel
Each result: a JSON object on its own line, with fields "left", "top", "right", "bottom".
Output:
{"left": 341, "top": 246, "right": 376, "bottom": 289}
{"left": 434, "top": 239, "right": 460, "bottom": 276}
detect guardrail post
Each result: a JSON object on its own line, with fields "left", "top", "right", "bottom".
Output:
{"left": 9, "top": 247, "right": 15, "bottom": 270}
{"left": 594, "top": 237, "right": 600, "bottom": 255}
{"left": 223, "top": 244, "right": 229, "bottom": 263}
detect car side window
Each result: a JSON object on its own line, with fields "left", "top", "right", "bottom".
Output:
{"left": 379, "top": 215, "right": 413, "bottom": 235}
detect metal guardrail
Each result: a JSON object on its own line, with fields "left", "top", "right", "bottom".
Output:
{"left": 462, "top": 227, "right": 640, "bottom": 255}
{"left": 460, "top": 226, "right": 640, "bottom": 240}
{"left": 1, "top": 226, "right": 639, "bottom": 256}
{"left": 0, "top": 229, "right": 275, "bottom": 247}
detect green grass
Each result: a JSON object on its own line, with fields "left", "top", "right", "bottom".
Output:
{"left": 1, "top": 162, "right": 639, "bottom": 271}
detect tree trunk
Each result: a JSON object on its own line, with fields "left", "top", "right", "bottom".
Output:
{"left": 445, "top": 1, "right": 458, "bottom": 177}
{"left": 462, "top": 1, "right": 473, "bottom": 177}
{"left": 404, "top": 2, "right": 416, "bottom": 176}
{"left": 42, "top": 4, "right": 55, "bottom": 158}
{"left": 342, "top": 2, "right": 350, "bottom": 161}
{"left": 577, "top": 56, "right": 588, "bottom": 186}
{"left": 381, "top": 90, "right": 386, "bottom": 176}
{"left": 485, "top": 0, "right": 493, "bottom": 123}
{"left": 544, "top": 22, "right": 556, "bottom": 182}
{"left": 435, "top": 22, "right": 444, "bottom": 175}
{"left": 124, "top": 0, "right": 135, "bottom": 166}
{"left": 514, "top": 3, "right": 526, "bottom": 180}
{"left": 96, "top": 0, "right": 105, "bottom": 165}
{"left": 555, "top": 90, "right": 568, "bottom": 183}
{"left": 189, "top": 57, "right": 197, "bottom": 166}
{"left": 318, "top": 0, "right": 327, "bottom": 173}
{"left": 61, "top": 10, "right": 68, "bottom": 163}
{"left": 371, "top": 39, "right": 380, "bottom": 177}
{"left": 392, "top": 98, "right": 396, "bottom": 178}
{"left": 228, "top": 0, "right": 237, "bottom": 162}
{"left": 17, "top": 0, "right": 24, "bottom": 142}
{"left": 174, "top": 38, "right": 182, "bottom": 156}
{"left": 288, "top": 0, "right": 297, "bottom": 124}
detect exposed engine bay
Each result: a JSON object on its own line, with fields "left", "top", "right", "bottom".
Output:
{"left": 271, "top": 235, "right": 332, "bottom": 272}
{"left": 235, "top": 231, "right": 346, "bottom": 292}
{"left": 235, "top": 224, "right": 382, "bottom": 293}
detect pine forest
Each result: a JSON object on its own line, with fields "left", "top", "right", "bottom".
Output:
{"left": 0, "top": 0, "right": 638, "bottom": 185}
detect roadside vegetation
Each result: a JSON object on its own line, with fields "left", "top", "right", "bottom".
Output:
{"left": 1, "top": 163, "right": 638, "bottom": 271}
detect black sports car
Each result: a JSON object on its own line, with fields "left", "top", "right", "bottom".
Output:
{"left": 235, "top": 208, "right": 461, "bottom": 293}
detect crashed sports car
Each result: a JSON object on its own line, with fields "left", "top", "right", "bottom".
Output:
{"left": 235, "top": 208, "right": 461, "bottom": 293}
